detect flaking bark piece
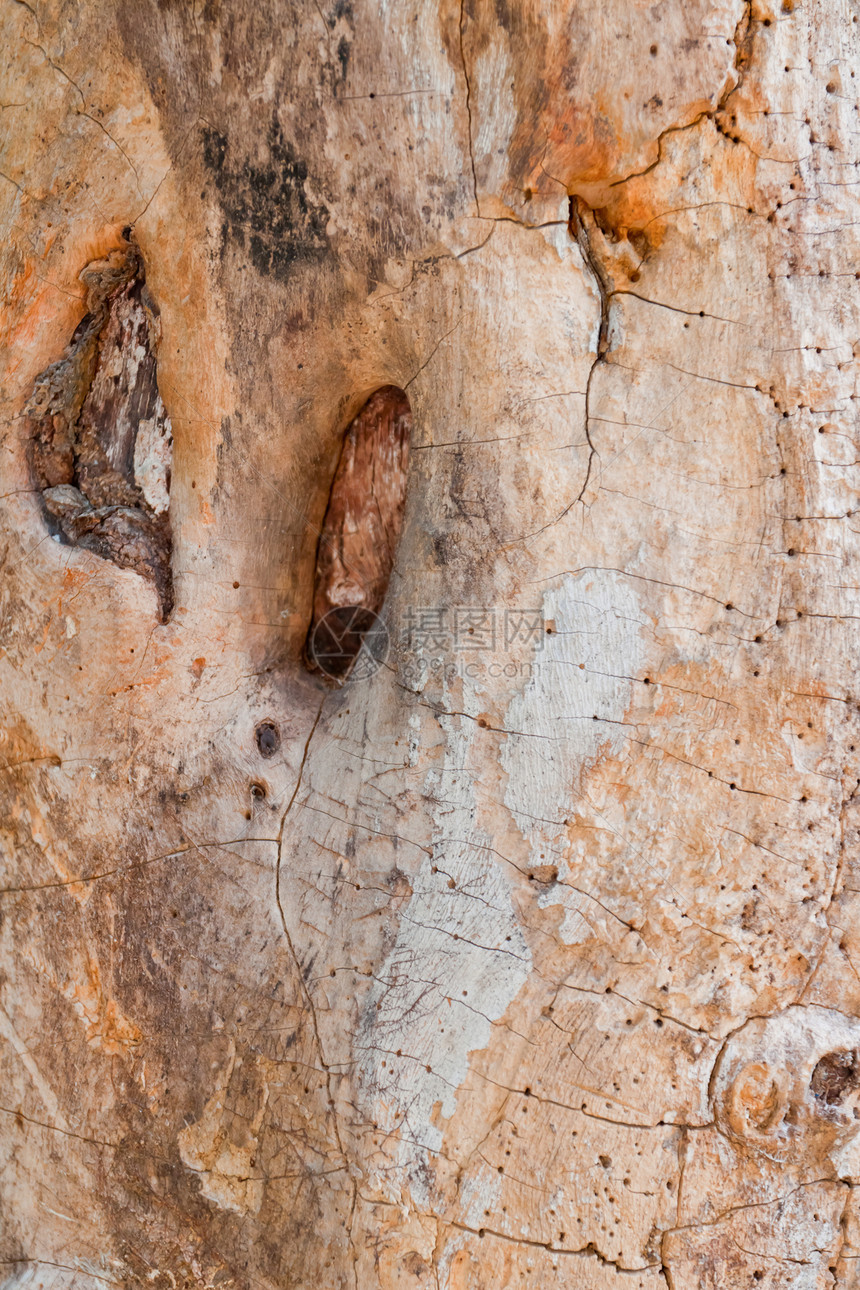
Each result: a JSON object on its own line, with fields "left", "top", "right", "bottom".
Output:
{"left": 43, "top": 485, "right": 172, "bottom": 615}
{"left": 26, "top": 240, "right": 174, "bottom": 619}
{"left": 306, "top": 385, "right": 411, "bottom": 682}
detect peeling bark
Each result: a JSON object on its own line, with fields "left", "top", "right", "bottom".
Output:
{"left": 26, "top": 240, "right": 173, "bottom": 617}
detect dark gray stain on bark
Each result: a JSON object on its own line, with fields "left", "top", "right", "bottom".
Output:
{"left": 203, "top": 119, "right": 329, "bottom": 281}
{"left": 26, "top": 238, "right": 174, "bottom": 618}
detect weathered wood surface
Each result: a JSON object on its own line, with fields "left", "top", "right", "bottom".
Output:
{"left": 2, "top": 0, "right": 860, "bottom": 1285}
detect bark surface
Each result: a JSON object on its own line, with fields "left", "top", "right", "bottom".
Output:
{"left": 2, "top": 0, "right": 860, "bottom": 1286}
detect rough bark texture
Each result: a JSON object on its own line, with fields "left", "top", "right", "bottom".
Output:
{"left": 2, "top": 0, "right": 860, "bottom": 1286}
{"left": 26, "top": 242, "right": 174, "bottom": 618}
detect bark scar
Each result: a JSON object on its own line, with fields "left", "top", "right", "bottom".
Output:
{"left": 26, "top": 234, "right": 174, "bottom": 618}
{"left": 305, "top": 385, "right": 411, "bottom": 683}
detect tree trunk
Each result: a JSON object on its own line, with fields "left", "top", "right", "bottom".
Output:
{"left": 3, "top": 0, "right": 860, "bottom": 1285}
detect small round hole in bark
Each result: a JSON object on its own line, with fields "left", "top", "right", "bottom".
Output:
{"left": 255, "top": 721, "right": 281, "bottom": 757}
{"left": 306, "top": 385, "right": 412, "bottom": 684}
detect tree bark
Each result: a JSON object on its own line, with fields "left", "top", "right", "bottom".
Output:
{"left": 2, "top": 0, "right": 860, "bottom": 1285}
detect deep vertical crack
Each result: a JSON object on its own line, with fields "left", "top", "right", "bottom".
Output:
{"left": 718, "top": 0, "right": 754, "bottom": 116}
{"left": 568, "top": 195, "right": 611, "bottom": 505}
{"left": 659, "top": 1230, "right": 677, "bottom": 1290}
{"left": 458, "top": 0, "right": 479, "bottom": 215}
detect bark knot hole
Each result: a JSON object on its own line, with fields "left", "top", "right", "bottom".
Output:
{"left": 810, "top": 1049, "right": 860, "bottom": 1105}
{"left": 26, "top": 235, "right": 174, "bottom": 619}
{"left": 255, "top": 721, "right": 281, "bottom": 757}
{"left": 305, "top": 385, "right": 411, "bottom": 684}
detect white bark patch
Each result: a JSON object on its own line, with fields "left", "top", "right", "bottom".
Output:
{"left": 358, "top": 723, "right": 531, "bottom": 1198}
{"left": 502, "top": 569, "right": 648, "bottom": 940}
{"left": 101, "top": 291, "right": 151, "bottom": 476}
{"left": 133, "top": 400, "right": 173, "bottom": 515}
{"left": 458, "top": 1162, "right": 504, "bottom": 1229}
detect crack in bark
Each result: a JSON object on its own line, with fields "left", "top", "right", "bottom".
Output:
{"left": 0, "top": 1102, "right": 117, "bottom": 1150}
{"left": 15, "top": 2, "right": 144, "bottom": 196}
{"left": 603, "top": 0, "right": 807, "bottom": 198}
{"left": 715, "top": 0, "right": 754, "bottom": 121}
{"left": 659, "top": 1229, "right": 677, "bottom": 1290}
{"left": 273, "top": 698, "right": 355, "bottom": 1210}
{"left": 458, "top": 0, "right": 479, "bottom": 215}
{"left": 663, "top": 1178, "right": 849, "bottom": 1237}
{"left": 567, "top": 196, "right": 608, "bottom": 507}
{"left": 449, "top": 1219, "right": 661, "bottom": 1272}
